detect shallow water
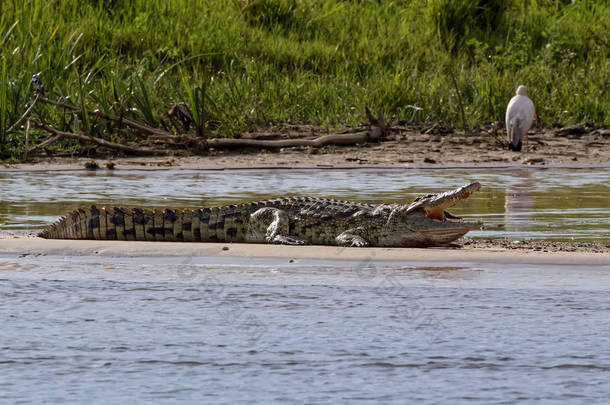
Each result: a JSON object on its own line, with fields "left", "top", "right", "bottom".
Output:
{"left": 1, "top": 167, "right": 608, "bottom": 242}
{"left": 1, "top": 255, "right": 610, "bottom": 404}
{"left": 1, "top": 167, "right": 609, "bottom": 403}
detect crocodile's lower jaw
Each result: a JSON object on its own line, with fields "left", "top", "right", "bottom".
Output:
{"left": 413, "top": 225, "right": 480, "bottom": 246}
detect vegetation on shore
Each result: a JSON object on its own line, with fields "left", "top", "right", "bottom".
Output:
{"left": 0, "top": 0, "right": 608, "bottom": 157}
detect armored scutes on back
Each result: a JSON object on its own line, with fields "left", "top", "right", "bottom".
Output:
{"left": 39, "top": 183, "right": 483, "bottom": 247}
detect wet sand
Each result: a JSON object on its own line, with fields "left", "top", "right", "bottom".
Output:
{"left": 1, "top": 236, "right": 608, "bottom": 266}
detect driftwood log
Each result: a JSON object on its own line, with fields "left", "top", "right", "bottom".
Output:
{"left": 207, "top": 127, "right": 382, "bottom": 149}
{"left": 174, "top": 104, "right": 389, "bottom": 149}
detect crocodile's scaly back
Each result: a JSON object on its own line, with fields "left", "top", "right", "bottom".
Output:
{"left": 39, "top": 197, "right": 376, "bottom": 244}
{"left": 39, "top": 184, "right": 483, "bottom": 247}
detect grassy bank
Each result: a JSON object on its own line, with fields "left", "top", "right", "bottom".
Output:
{"left": 0, "top": 0, "right": 608, "bottom": 157}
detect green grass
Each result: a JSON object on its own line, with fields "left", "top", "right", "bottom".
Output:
{"left": 0, "top": 0, "right": 608, "bottom": 157}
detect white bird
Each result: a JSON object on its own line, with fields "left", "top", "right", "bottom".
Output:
{"left": 506, "top": 85, "right": 536, "bottom": 152}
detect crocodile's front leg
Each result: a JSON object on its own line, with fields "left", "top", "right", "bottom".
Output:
{"left": 249, "top": 207, "right": 308, "bottom": 245}
{"left": 336, "top": 228, "right": 370, "bottom": 247}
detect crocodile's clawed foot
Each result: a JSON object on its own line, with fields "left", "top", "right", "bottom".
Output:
{"left": 271, "top": 235, "right": 309, "bottom": 245}
{"left": 336, "top": 232, "right": 369, "bottom": 247}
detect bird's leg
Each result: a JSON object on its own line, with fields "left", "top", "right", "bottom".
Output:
{"left": 526, "top": 132, "right": 529, "bottom": 152}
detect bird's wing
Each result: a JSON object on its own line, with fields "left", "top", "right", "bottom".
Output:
{"left": 506, "top": 96, "right": 535, "bottom": 142}
{"left": 506, "top": 96, "right": 520, "bottom": 142}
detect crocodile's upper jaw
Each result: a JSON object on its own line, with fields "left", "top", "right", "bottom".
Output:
{"left": 416, "top": 182, "right": 481, "bottom": 222}
{"left": 421, "top": 207, "right": 482, "bottom": 230}
{"left": 402, "top": 181, "right": 479, "bottom": 222}
{"left": 391, "top": 182, "right": 483, "bottom": 246}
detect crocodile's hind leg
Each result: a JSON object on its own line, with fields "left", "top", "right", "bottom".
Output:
{"left": 248, "top": 207, "right": 308, "bottom": 245}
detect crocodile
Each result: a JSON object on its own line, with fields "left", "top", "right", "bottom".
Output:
{"left": 38, "top": 182, "right": 482, "bottom": 247}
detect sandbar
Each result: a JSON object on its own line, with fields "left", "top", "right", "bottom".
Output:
{"left": 1, "top": 237, "right": 608, "bottom": 266}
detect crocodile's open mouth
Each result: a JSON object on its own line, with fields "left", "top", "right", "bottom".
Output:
{"left": 417, "top": 182, "right": 482, "bottom": 230}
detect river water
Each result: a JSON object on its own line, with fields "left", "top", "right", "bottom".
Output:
{"left": 1, "top": 168, "right": 609, "bottom": 403}
{"left": 1, "top": 167, "right": 609, "bottom": 242}
{"left": 1, "top": 256, "right": 609, "bottom": 404}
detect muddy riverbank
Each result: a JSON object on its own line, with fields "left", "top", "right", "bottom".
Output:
{"left": 2, "top": 125, "right": 608, "bottom": 171}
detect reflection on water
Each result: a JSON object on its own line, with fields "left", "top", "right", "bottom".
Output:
{"left": 504, "top": 169, "right": 534, "bottom": 233}
{"left": 0, "top": 168, "right": 608, "bottom": 242}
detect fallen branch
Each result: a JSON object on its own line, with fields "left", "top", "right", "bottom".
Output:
{"left": 24, "top": 98, "right": 390, "bottom": 156}
{"left": 206, "top": 126, "right": 384, "bottom": 149}
{"left": 29, "top": 122, "right": 163, "bottom": 155}
{"left": 7, "top": 95, "right": 39, "bottom": 132}
{"left": 37, "top": 96, "right": 171, "bottom": 137}
{"left": 364, "top": 104, "right": 388, "bottom": 133}
{"left": 28, "top": 134, "right": 62, "bottom": 152}
{"left": 206, "top": 105, "right": 388, "bottom": 149}
{"left": 181, "top": 104, "right": 389, "bottom": 150}
{"left": 147, "top": 127, "right": 384, "bottom": 150}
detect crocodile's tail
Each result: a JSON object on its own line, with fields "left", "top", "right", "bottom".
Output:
{"left": 38, "top": 205, "right": 243, "bottom": 242}
{"left": 39, "top": 207, "right": 96, "bottom": 239}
